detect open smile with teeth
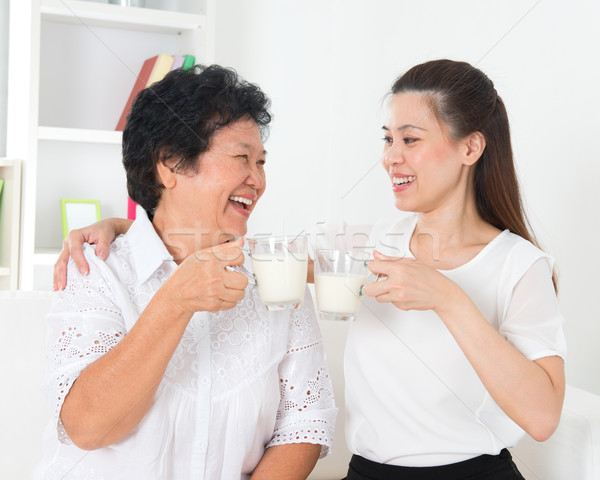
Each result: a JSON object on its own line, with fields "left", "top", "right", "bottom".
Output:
{"left": 229, "top": 195, "right": 253, "bottom": 210}
{"left": 393, "top": 176, "right": 416, "bottom": 186}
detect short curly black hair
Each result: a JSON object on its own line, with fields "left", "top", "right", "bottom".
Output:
{"left": 122, "top": 64, "right": 272, "bottom": 216}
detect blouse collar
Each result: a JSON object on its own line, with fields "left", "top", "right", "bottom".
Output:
{"left": 126, "top": 210, "right": 175, "bottom": 284}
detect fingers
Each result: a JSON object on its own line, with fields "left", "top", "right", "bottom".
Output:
{"left": 53, "top": 226, "right": 112, "bottom": 290}
{"left": 363, "top": 276, "right": 393, "bottom": 298}
{"left": 67, "top": 231, "right": 91, "bottom": 276}
{"left": 53, "top": 239, "right": 71, "bottom": 291}
{"left": 372, "top": 250, "right": 390, "bottom": 260}
{"left": 368, "top": 255, "right": 411, "bottom": 276}
{"left": 211, "top": 237, "right": 246, "bottom": 265}
{"left": 223, "top": 270, "right": 249, "bottom": 290}
{"left": 95, "top": 240, "right": 111, "bottom": 261}
{"left": 171, "top": 239, "right": 250, "bottom": 313}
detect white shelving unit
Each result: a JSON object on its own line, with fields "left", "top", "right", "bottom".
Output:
{"left": 7, "top": 0, "right": 215, "bottom": 290}
{"left": 0, "top": 159, "right": 22, "bottom": 290}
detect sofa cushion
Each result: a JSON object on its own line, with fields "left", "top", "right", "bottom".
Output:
{"left": 0, "top": 291, "right": 53, "bottom": 479}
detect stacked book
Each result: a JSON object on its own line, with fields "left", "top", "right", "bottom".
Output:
{"left": 117, "top": 54, "right": 195, "bottom": 219}
{"left": 116, "top": 53, "right": 195, "bottom": 131}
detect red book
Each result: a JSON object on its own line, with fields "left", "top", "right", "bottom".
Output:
{"left": 115, "top": 55, "right": 158, "bottom": 131}
{"left": 127, "top": 197, "right": 137, "bottom": 220}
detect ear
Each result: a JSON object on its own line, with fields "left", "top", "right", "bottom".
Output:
{"left": 463, "top": 131, "right": 486, "bottom": 166}
{"left": 156, "top": 158, "right": 178, "bottom": 189}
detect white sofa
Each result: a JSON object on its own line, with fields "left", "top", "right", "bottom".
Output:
{"left": 310, "top": 313, "right": 600, "bottom": 480}
{"left": 2, "top": 290, "right": 599, "bottom": 479}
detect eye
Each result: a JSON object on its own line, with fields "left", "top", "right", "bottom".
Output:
{"left": 403, "top": 137, "right": 418, "bottom": 145}
{"left": 381, "top": 136, "right": 393, "bottom": 145}
{"left": 236, "top": 154, "right": 249, "bottom": 161}
{"left": 257, "top": 159, "right": 266, "bottom": 166}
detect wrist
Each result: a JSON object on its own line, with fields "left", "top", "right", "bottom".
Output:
{"left": 153, "top": 282, "right": 192, "bottom": 322}
{"left": 434, "top": 279, "right": 469, "bottom": 318}
{"left": 116, "top": 218, "right": 134, "bottom": 236}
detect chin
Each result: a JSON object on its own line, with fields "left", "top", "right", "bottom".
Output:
{"left": 225, "top": 223, "right": 248, "bottom": 239}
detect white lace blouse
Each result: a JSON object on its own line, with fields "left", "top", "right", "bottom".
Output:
{"left": 34, "top": 212, "right": 336, "bottom": 480}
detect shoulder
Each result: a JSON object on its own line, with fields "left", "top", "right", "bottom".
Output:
{"left": 67, "top": 235, "right": 132, "bottom": 291}
{"left": 493, "top": 231, "right": 554, "bottom": 298}
{"left": 53, "top": 243, "right": 125, "bottom": 315}
{"left": 495, "top": 231, "right": 552, "bottom": 269}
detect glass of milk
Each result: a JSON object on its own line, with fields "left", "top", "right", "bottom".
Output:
{"left": 314, "top": 250, "right": 370, "bottom": 321}
{"left": 247, "top": 234, "right": 309, "bottom": 311}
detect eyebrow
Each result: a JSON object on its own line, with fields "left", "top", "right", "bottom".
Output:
{"left": 235, "top": 142, "right": 268, "bottom": 156}
{"left": 381, "top": 124, "right": 427, "bottom": 132}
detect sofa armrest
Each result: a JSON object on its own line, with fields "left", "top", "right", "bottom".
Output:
{"left": 511, "top": 384, "right": 600, "bottom": 480}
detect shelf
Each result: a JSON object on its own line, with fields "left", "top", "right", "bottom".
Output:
{"left": 41, "top": 0, "right": 206, "bottom": 34}
{"left": 38, "top": 126, "right": 122, "bottom": 145}
{"left": 9, "top": 0, "right": 214, "bottom": 289}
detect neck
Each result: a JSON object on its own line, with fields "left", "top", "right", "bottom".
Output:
{"left": 415, "top": 202, "right": 482, "bottom": 245}
{"left": 152, "top": 206, "right": 211, "bottom": 264}
{"left": 410, "top": 184, "right": 500, "bottom": 267}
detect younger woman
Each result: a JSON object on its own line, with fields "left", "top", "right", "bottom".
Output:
{"left": 344, "top": 59, "right": 566, "bottom": 479}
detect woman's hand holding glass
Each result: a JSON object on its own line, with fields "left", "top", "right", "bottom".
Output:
{"left": 161, "top": 238, "right": 249, "bottom": 315}
{"left": 363, "top": 250, "right": 460, "bottom": 313}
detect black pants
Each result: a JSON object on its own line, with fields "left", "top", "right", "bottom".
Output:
{"left": 342, "top": 449, "right": 526, "bottom": 480}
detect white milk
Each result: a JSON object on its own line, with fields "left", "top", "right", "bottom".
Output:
{"left": 251, "top": 253, "right": 308, "bottom": 306}
{"left": 315, "top": 272, "right": 367, "bottom": 315}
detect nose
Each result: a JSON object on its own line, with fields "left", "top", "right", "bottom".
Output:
{"left": 382, "top": 141, "right": 404, "bottom": 168}
{"left": 245, "top": 162, "right": 266, "bottom": 191}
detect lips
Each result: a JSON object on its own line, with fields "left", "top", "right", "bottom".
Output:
{"left": 228, "top": 195, "right": 253, "bottom": 210}
{"left": 392, "top": 175, "right": 415, "bottom": 186}
{"left": 391, "top": 175, "right": 416, "bottom": 192}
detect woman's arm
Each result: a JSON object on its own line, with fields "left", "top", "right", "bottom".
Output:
{"left": 436, "top": 290, "right": 564, "bottom": 441}
{"left": 366, "top": 252, "right": 565, "bottom": 441}
{"left": 53, "top": 218, "right": 133, "bottom": 291}
{"left": 60, "top": 239, "right": 248, "bottom": 450}
{"left": 250, "top": 443, "right": 321, "bottom": 480}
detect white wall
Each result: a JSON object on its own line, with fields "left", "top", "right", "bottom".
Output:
{"left": 1, "top": 1, "right": 597, "bottom": 392}
{"left": 212, "top": 0, "right": 600, "bottom": 395}
{"left": 0, "top": 0, "right": 8, "bottom": 157}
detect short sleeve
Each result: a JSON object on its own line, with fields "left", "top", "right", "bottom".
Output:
{"left": 499, "top": 257, "right": 567, "bottom": 362}
{"left": 42, "top": 255, "right": 126, "bottom": 444}
{"left": 267, "top": 287, "right": 337, "bottom": 457}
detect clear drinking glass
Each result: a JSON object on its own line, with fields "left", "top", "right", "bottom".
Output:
{"left": 314, "top": 249, "right": 370, "bottom": 321}
{"left": 247, "top": 235, "right": 309, "bottom": 311}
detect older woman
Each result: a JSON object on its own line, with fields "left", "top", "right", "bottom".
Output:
{"left": 36, "top": 65, "right": 336, "bottom": 480}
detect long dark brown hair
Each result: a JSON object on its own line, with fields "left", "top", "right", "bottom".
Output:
{"left": 391, "top": 59, "right": 557, "bottom": 291}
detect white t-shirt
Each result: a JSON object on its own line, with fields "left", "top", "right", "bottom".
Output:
{"left": 344, "top": 214, "right": 567, "bottom": 467}
{"left": 35, "top": 211, "right": 337, "bottom": 480}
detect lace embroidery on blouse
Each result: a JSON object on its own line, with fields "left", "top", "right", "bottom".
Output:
{"left": 268, "top": 291, "right": 337, "bottom": 456}
{"left": 46, "top": 256, "right": 125, "bottom": 444}
{"left": 44, "top": 237, "right": 336, "bottom": 455}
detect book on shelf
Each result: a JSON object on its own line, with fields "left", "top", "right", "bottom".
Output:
{"left": 118, "top": 53, "right": 195, "bottom": 219}
{"left": 127, "top": 197, "right": 137, "bottom": 220}
{"left": 116, "top": 54, "right": 195, "bottom": 131}
{"left": 115, "top": 54, "right": 159, "bottom": 131}
{"left": 171, "top": 54, "right": 185, "bottom": 71}
{"left": 182, "top": 55, "right": 195, "bottom": 70}
{"left": 145, "top": 53, "right": 175, "bottom": 87}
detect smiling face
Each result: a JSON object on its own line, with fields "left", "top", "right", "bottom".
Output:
{"left": 381, "top": 92, "right": 477, "bottom": 215}
{"left": 154, "top": 117, "right": 266, "bottom": 253}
